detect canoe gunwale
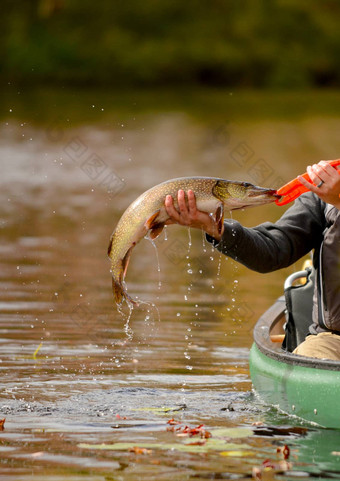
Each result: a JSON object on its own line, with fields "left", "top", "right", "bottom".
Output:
{"left": 253, "top": 296, "right": 340, "bottom": 371}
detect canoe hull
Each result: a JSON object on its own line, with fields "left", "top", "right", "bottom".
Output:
{"left": 250, "top": 343, "right": 340, "bottom": 428}
{"left": 249, "top": 296, "right": 340, "bottom": 428}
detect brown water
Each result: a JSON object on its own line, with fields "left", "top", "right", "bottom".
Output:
{"left": 1, "top": 88, "right": 340, "bottom": 480}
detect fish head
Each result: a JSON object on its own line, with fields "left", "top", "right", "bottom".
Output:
{"left": 213, "top": 180, "right": 280, "bottom": 209}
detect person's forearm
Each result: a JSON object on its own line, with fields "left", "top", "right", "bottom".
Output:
{"left": 208, "top": 220, "right": 295, "bottom": 273}
{"left": 207, "top": 193, "right": 326, "bottom": 273}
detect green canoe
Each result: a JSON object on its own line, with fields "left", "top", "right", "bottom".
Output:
{"left": 249, "top": 296, "right": 340, "bottom": 428}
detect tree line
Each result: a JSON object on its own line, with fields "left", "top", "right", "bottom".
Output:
{"left": 2, "top": 0, "right": 340, "bottom": 88}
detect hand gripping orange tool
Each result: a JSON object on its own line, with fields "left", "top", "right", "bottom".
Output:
{"left": 275, "top": 159, "right": 340, "bottom": 206}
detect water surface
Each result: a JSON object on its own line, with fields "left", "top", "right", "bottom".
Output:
{"left": 1, "top": 88, "right": 340, "bottom": 480}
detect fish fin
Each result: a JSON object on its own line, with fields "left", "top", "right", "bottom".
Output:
{"left": 122, "top": 246, "right": 133, "bottom": 278}
{"left": 111, "top": 246, "right": 137, "bottom": 307}
{"left": 112, "top": 277, "right": 137, "bottom": 307}
{"left": 112, "top": 277, "right": 124, "bottom": 305}
{"left": 215, "top": 203, "right": 224, "bottom": 235}
{"left": 107, "top": 236, "right": 113, "bottom": 257}
{"left": 149, "top": 223, "right": 164, "bottom": 240}
{"left": 145, "top": 211, "right": 161, "bottom": 230}
{"left": 144, "top": 211, "right": 164, "bottom": 239}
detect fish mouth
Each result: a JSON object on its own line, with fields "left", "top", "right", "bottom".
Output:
{"left": 248, "top": 188, "right": 281, "bottom": 199}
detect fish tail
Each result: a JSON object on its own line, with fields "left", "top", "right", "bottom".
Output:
{"left": 112, "top": 277, "right": 124, "bottom": 305}
{"left": 109, "top": 240, "right": 136, "bottom": 306}
{"left": 112, "top": 277, "right": 137, "bottom": 307}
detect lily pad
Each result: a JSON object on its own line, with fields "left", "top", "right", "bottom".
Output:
{"left": 131, "top": 406, "right": 186, "bottom": 415}
{"left": 78, "top": 439, "right": 250, "bottom": 455}
{"left": 220, "top": 450, "right": 254, "bottom": 457}
{"left": 211, "top": 427, "right": 253, "bottom": 439}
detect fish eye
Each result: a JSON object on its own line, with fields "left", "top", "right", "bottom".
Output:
{"left": 243, "top": 182, "right": 252, "bottom": 188}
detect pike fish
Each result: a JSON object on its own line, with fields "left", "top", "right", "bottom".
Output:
{"left": 108, "top": 177, "right": 279, "bottom": 306}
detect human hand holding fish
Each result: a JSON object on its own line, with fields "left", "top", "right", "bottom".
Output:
{"left": 164, "top": 189, "right": 224, "bottom": 241}
{"left": 108, "top": 177, "right": 279, "bottom": 307}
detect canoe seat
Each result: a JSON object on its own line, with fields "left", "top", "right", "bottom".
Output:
{"left": 282, "top": 266, "right": 314, "bottom": 352}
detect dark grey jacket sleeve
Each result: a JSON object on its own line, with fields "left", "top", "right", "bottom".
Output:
{"left": 207, "top": 192, "right": 327, "bottom": 273}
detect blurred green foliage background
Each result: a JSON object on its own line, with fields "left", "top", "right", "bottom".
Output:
{"left": 1, "top": 0, "right": 340, "bottom": 88}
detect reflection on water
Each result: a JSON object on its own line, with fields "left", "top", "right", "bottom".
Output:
{"left": 1, "top": 89, "right": 340, "bottom": 479}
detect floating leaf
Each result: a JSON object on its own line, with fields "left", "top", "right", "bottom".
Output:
{"left": 78, "top": 421, "right": 254, "bottom": 455}
{"left": 220, "top": 450, "right": 253, "bottom": 457}
{"left": 132, "top": 406, "right": 185, "bottom": 415}
{"left": 167, "top": 418, "right": 181, "bottom": 425}
{"left": 277, "top": 445, "right": 290, "bottom": 460}
{"left": 210, "top": 427, "right": 253, "bottom": 439}
{"left": 186, "top": 440, "right": 207, "bottom": 446}
{"left": 128, "top": 446, "right": 152, "bottom": 455}
{"left": 167, "top": 422, "right": 211, "bottom": 439}
{"left": 0, "top": 419, "right": 5, "bottom": 431}
{"left": 33, "top": 342, "right": 43, "bottom": 360}
{"left": 115, "top": 414, "right": 128, "bottom": 420}
{"left": 79, "top": 439, "right": 251, "bottom": 455}
{"left": 252, "top": 459, "right": 292, "bottom": 479}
